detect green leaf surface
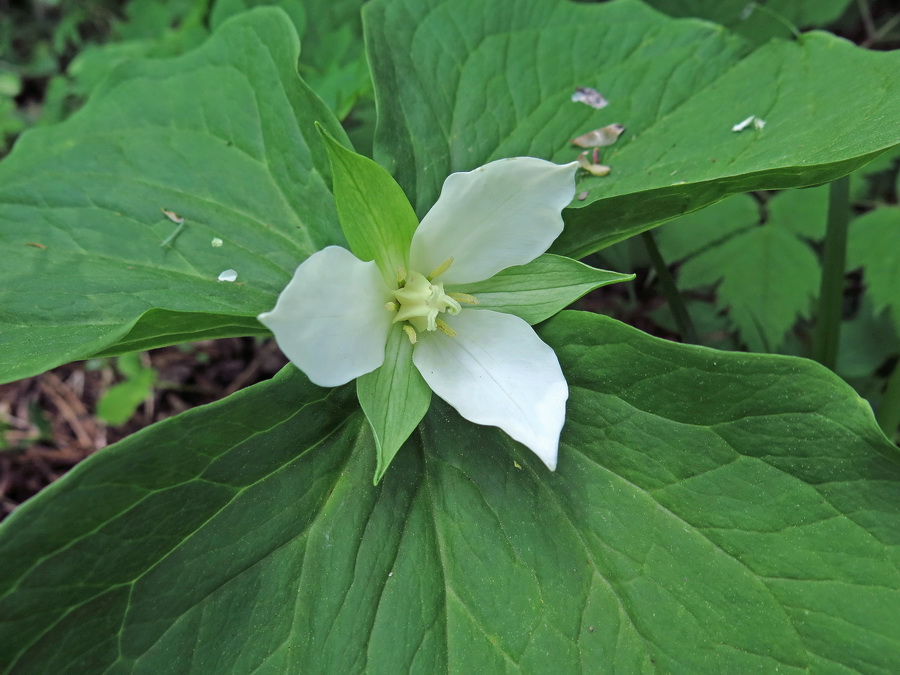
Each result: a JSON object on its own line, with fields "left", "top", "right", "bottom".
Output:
{"left": 849, "top": 207, "right": 900, "bottom": 330}
{"left": 1, "top": 311, "right": 898, "bottom": 673}
{"left": 357, "top": 323, "right": 432, "bottom": 484}
{"left": 679, "top": 225, "right": 820, "bottom": 351}
{"left": 366, "top": 0, "right": 900, "bottom": 258}
{"left": 0, "top": 9, "right": 348, "bottom": 385}
{"left": 319, "top": 127, "right": 419, "bottom": 282}
{"left": 452, "top": 254, "right": 635, "bottom": 325}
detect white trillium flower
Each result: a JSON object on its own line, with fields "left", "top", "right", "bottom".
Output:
{"left": 259, "top": 157, "right": 578, "bottom": 470}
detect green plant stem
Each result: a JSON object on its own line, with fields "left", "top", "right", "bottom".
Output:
{"left": 812, "top": 176, "right": 850, "bottom": 370}
{"left": 876, "top": 360, "right": 900, "bottom": 441}
{"left": 641, "top": 230, "right": 698, "bottom": 344}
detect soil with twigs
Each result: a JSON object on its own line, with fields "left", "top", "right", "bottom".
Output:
{"left": 0, "top": 338, "right": 287, "bottom": 521}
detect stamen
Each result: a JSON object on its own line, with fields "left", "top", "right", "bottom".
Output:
{"left": 435, "top": 319, "right": 456, "bottom": 337}
{"left": 396, "top": 265, "right": 407, "bottom": 285}
{"left": 448, "top": 292, "right": 478, "bottom": 305}
{"left": 385, "top": 301, "right": 398, "bottom": 311}
{"left": 427, "top": 257, "right": 453, "bottom": 280}
{"left": 403, "top": 325, "right": 418, "bottom": 344}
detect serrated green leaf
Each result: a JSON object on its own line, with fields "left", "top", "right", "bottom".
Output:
{"left": 1, "top": 312, "right": 897, "bottom": 672}
{"left": 357, "top": 323, "right": 431, "bottom": 483}
{"left": 319, "top": 127, "right": 418, "bottom": 282}
{"left": 837, "top": 296, "right": 898, "bottom": 380}
{"left": 679, "top": 225, "right": 820, "bottom": 351}
{"left": 655, "top": 194, "right": 758, "bottom": 261}
{"left": 452, "top": 254, "right": 634, "bottom": 325}
{"left": 0, "top": 9, "right": 348, "bottom": 385}
{"left": 849, "top": 207, "right": 900, "bottom": 330}
{"left": 366, "top": 0, "right": 900, "bottom": 258}
{"left": 767, "top": 185, "right": 830, "bottom": 240}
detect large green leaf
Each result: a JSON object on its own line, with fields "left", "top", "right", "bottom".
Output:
{"left": 1, "top": 311, "right": 897, "bottom": 672}
{"left": 0, "top": 9, "right": 347, "bottom": 384}
{"left": 366, "top": 0, "right": 900, "bottom": 258}
{"left": 211, "top": 0, "right": 370, "bottom": 119}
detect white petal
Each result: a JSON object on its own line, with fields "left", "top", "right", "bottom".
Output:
{"left": 412, "top": 309, "right": 567, "bottom": 469}
{"left": 409, "top": 158, "right": 578, "bottom": 285}
{"left": 258, "top": 246, "right": 393, "bottom": 387}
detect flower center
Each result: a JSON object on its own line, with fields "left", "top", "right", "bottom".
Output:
{"left": 391, "top": 269, "right": 461, "bottom": 333}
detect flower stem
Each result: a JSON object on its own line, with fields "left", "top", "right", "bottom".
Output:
{"left": 876, "top": 359, "right": 900, "bottom": 441}
{"left": 812, "top": 176, "right": 850, "bottom": 370}
{"left": 641, "top": 230, "right": 698, "bottom": 344}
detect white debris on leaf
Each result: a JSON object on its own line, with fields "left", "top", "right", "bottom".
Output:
{"left": 211, "top": 237, "right": 224, "bottom": 248}
{"left": 732, "top": 114, "right": 766, "bottom": 132}
{"left": 576, "top": 152, "right": 611, "bottom": 177}
{"left": 161, "top": 208, "right": 184, "bottom": 224}
{"left": 571, "top": 123, "right": 626, "bottom": 148}
{"left": 218, "top": 269, "right": 238, "bottom": 282}
{"left": 570, "top": 87, "right": 608, "bottom": 109}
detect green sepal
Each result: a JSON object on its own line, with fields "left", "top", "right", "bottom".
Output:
{"left": 451, "top": 254, "right": 635, "bottom": 325}
{"left": 357, "top": 323, "right": 432, "bottom": 484}
{"left": 317, "top": 124, "right": 419, "bottom": 283}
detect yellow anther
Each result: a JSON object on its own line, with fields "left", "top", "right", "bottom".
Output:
{"left": 403, "top": 324, "right": 418, "bottom": 344}
{"left": 448, "top": 292, "right": 478, "bottom": 305}
{"left": 435, "top": 319, "right": 456, "bottom": 337}
{"left": 385, "top": 301, "right": 398, "bottom": 311}
{"left": 427, "top": 257, "right": 454, "bottom": 280}
{"left": 396, "top": 265, "right": 407, "bottom": 285}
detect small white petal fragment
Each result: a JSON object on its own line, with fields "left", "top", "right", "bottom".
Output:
{"left": 211, "top": 237, "right": 223, "bottom": 248}
{"left": 257, "top": 246, "right": 393, "bottom": 387}
{"left": 410, "top": 158, "right": 578, "bottom": 286}
{"left": 412, "top": 309, "right": 567, "bottom": 470}
{"left": 161, "top": 208, "right": 184, "bottom": 224}
{"left": 732, "top": 114, "right": 766, "bottom": 132}
{"left": 218, "top": 269, "right": 238, "bottom": 282}
{"left": 570, "top": 87, "right": 608, "bottom": 109}
{"left": 571, "top": 123, "right": 626, "bottom": 148}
